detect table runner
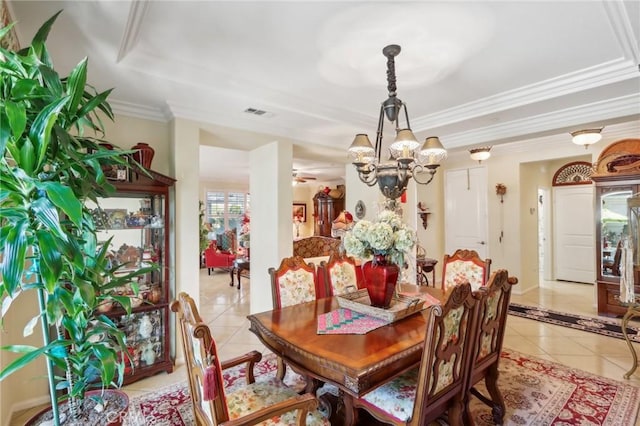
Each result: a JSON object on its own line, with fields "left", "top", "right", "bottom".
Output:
{"left": 317, "top": 308, "right": 389, "bottom": 334}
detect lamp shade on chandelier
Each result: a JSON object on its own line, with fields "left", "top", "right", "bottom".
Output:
{"left": 348, "top": 45, "right": 447, "bottom": 200}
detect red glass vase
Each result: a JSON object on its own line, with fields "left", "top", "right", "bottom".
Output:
{"left": 132, "top": 142, "right": 155, "bottom": 169}
{"left": 363, "top": 255, "right": 399, "bottom": 308}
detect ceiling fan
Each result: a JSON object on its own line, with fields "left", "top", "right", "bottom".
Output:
{"left": 292, "top": 170, "right": 317, "bottom": 184}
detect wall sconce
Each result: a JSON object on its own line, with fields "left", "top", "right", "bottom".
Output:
{"left": 571, "top": 128, "right": 603, "bottom": 148}
{"left": 417, "top": 202, "right": 430, "bottom": 229}
{"left": 469, "top": 146, "right": 492, "bottom": 163}
{"left": 495, "top": 183, "right": 507, "bottom": 203}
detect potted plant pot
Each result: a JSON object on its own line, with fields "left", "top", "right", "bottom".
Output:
{"left": 25, "top": 390, "right": 129, "bottom": 426}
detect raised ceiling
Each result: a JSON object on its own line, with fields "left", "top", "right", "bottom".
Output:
{"left": 7, "top": 1, "right": 640, "bottom": 183}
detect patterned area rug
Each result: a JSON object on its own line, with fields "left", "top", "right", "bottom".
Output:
{"left": 125, "top": 349, "right": 640, "bottom": 425}
{"left": 509, "top": 303, "right": 640, "bottom": 343}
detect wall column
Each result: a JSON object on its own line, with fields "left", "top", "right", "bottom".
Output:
{"left": 170, "top": 118, "right": 200, "bottom": 307}
{"left": 249, "top": 141, "right": 293, "bottom": 313}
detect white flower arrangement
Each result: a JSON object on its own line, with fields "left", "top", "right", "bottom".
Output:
{"left": 343, "top": 209, "right": 417, "bottom": 267}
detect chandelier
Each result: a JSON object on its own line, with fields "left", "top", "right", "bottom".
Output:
{"left": 348, "top": 44, "right": 447, "bottom": 201}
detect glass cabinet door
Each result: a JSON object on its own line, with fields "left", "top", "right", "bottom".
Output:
{"left": 598, "top": 187, "right": 632, "bottom": 279}
{"left": 628, "top": 193, "right": 640, "bottom": 287}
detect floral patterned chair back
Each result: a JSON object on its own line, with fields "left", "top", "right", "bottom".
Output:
{"left": 171, "top": 292, "right": 328, "bottom": 426}
{"left": 269, "top": 256, "right": 318, "bottom": 309}
{"left": 441, "top": 249, "right": 491, "bottom": 291}
{"left": 318, "top": 252, "right": 363, "bottom": 297}
{"left": 353, "top": 282, "right": 481, "bottom": 425}
{"left": 464, "top": 270, "right": 518, "bottom": 425}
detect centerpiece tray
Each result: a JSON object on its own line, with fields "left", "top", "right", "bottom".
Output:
{"left": 336, "top": 289, "right": 426, "bottom": 323}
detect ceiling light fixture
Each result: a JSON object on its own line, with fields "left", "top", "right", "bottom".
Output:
{"left": 348, "top": 45, "right": 447, "bottom": 204}
{"left": 571, "top": 128, "right": 603, "bottom": 148}
{"left": 469, "top": 146, "right": 492, "bottom": 163}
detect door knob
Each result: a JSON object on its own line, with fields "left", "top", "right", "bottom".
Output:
{"left": 478, "top": 241, "right": 486, "bottom": 245}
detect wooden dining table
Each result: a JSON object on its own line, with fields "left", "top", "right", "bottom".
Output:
{"left": 246, "top": 283, "right": 444, "bottom": 425}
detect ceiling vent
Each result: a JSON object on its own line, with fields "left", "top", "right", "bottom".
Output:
{"left": 244, "top": 107, "right": 268, "bottom": 116}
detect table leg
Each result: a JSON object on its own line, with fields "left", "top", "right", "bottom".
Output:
{"left": 237, "top": 268, "right": 242, "bottom": 290}
{"left": 342, "top": 392, "right": 359, "bottom": 426}
{"left": 229, "top": 267, "right": 235, "bottom": 287}
{"left": 622, "top": 304, "right": 640, "bottom": 379}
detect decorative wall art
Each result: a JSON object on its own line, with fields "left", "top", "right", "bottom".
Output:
{"left": 293, "top": 203, "right": 307, "bottom": 223}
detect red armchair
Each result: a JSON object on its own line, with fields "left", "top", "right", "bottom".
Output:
{"left": 204, "top": 241, "right": 236, "bottom": 274}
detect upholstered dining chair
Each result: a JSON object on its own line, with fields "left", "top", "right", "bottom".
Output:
{"left": 352, "top": 282, "right": 481, "bottom": 426}
{"left": 317, "top": 252, "right": 363, "bottom": 298}
{"left": 464, "top": 270, "right": 518, "bottom": 425}
{"left": 441, "top": 249, "right": 491, "bottom": 291}
{"left": 171, "top": 292, "right": 329, "bottom": 426}
{"left": 268, "top": 256, "right": 320, "bottom": 382}
{"left": 269, "top": 256, "right": 319, "bottom": 309}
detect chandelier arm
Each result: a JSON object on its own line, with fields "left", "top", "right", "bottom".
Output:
{"left": 375, "top": 104, "right": 385, "bottom": 161}
{"left": 357, "top": 169, "right": 378, "bottom": 187}
{"left": 402, "top": 103, "right": 411, "bottom": 130}
{"left": 410, "top": 164, "right": 439, "bottom": 185}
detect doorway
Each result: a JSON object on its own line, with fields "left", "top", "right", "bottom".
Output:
{"left": 444, "top": 167, "right": 489, "bottom": 258}
{"left": 552, "top": 185, "right": 595, "bottom": 284}
{"left": 538, "top": 187, "right": 552, "bottom": 282}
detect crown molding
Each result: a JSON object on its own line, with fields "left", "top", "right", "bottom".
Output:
{"left": 110, "top": 99, "right": 168, "bottom": 122}
{"left": 441, "top": 95, "right": 639, "bottom": 149}
{"left": 604, "top": 0, "right": 639, "bottom": 64}
{"left": 116, "top": 0, "right": 150, "bottom": 63}
{"left": 412, "top": 59, "right": 638, "bottom": 132}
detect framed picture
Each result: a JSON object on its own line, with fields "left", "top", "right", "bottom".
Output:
{"left": 293, "top": 203, "right": 307, "bottom": 223}
{"left": 105, "top": 164, "right": 129, "bottom": 182}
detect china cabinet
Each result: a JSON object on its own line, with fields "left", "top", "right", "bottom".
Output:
{"left": 91, "top": 166, "right": 176, "bottom": 384}
{"left": 591, "top": 139, "right": 640, "bottom": 317}
{"left": 313, "top": 192, "right": 344, "bottom": 237}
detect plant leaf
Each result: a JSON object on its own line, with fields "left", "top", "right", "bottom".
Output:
{"left": 66, "top": 58, "right": 88, "bottom": 115}
{"left": 0, "top": 221, "right": 27, "bottom": 296}
{"left": 5, "top": 101, "right": 27, "bottom": 139}
{"left": 30, "top": 197, "right": 67, "bottom": 241}
{"left": 38, "top": 182, "right": 82, "bottom": 229}
{"left": 29, "top": 97, "right": 69, "bottom": 171}
{"left": 36, "top": 230, "right": 63, "bottom": 290}
{"left": 30, "top": 10, "right": 62, "bottom": 59}
{"left": 23, "top": 314, "right": 40, "bottom": 337}
{"left": 0, "top": 346, "right": 47, "bottom": 381}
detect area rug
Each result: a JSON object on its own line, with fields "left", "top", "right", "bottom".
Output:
{"left": 125, "top": 349, "right": 640, "bottom": 425}
{"left": 509, "top": 303, "right": 640, "bottom": 343}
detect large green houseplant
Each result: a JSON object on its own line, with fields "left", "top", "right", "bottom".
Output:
{"left": 0, "top": 11, "right": 149, "bottom": 424}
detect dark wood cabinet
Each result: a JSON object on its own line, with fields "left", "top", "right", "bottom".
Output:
{"left": 94, "top": 167, "right": 176, "bottom": 384}
{"left": 313, "top": 192, "right": 344, "bottom": 237}
{"left": 592, "top": 139, "right": 640, "bottom": 317}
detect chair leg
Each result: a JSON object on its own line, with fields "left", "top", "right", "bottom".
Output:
{"left": 484, "top": 365, "right": 505, "bottom": 425}
{"left": 448, "top": 398, "right": 465, "bottom": 426}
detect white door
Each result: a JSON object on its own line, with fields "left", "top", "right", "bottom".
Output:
{"left": 553, "top": 185, "right": 595, "bottom": 283}
{"left": 444, "top": 167, "right": 489, "bottom": 258}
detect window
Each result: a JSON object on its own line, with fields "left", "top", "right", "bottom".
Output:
{"left": 205, "top": 191, "right": 250, "bottom": 232}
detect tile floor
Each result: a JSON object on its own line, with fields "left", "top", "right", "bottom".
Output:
{"left": 10, "top": 269, "right": 640, "bottom": 424}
